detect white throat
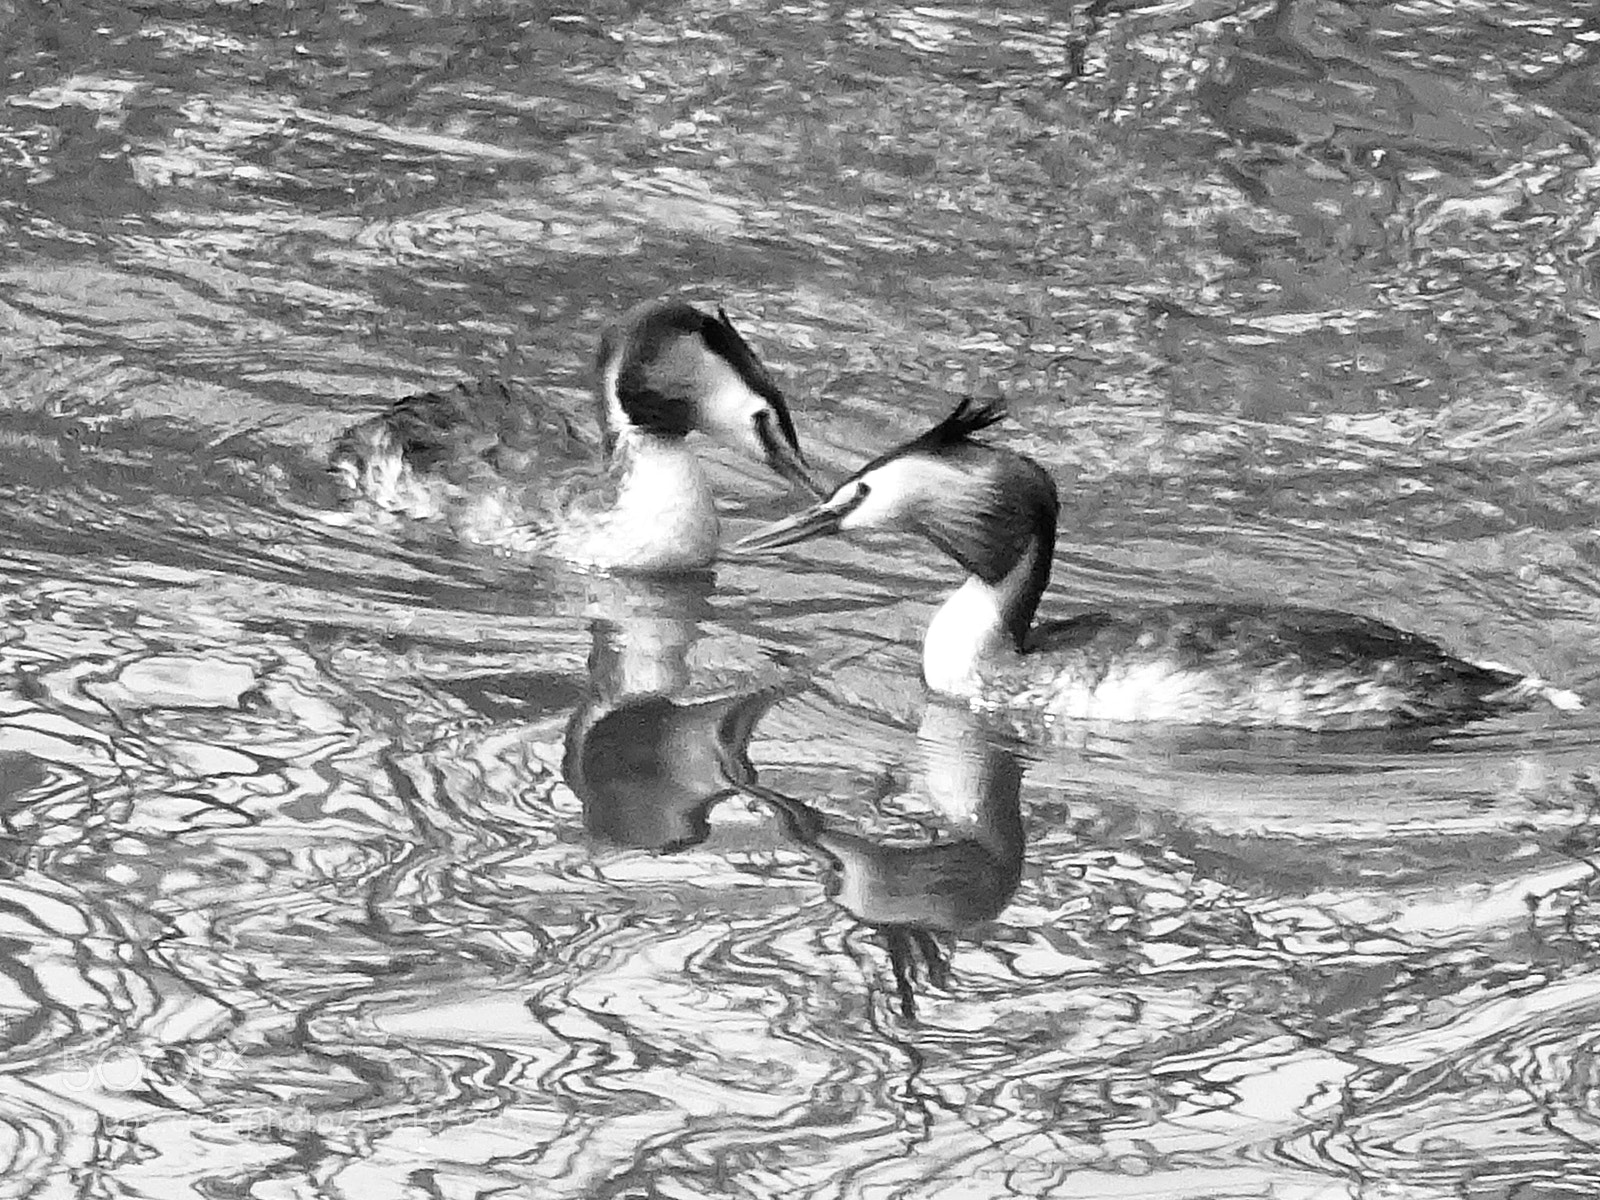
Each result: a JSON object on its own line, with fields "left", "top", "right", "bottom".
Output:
{"left": 560, "top": 430, "right": 720, "bottom": 572}
{"left": 922, "top": 576, "right": 1017, "bottom": 697}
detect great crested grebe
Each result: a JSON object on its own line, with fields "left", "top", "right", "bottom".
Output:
{"left": 737, "top": 398, "right": 1581, "bottom": 731}
{"left": 329, "top": 298, "right": 818, "bottom": 573}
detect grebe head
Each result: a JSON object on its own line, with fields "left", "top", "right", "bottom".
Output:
{"left": 596, "top": 299, "right": 818, "bottom": 493}
{"left": 736, "top": 397, "right": 1059, "bottom": 584}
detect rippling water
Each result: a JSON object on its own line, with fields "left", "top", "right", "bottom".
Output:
{"left": 4, "top": 1, "right": 1600, "bottom": 1196}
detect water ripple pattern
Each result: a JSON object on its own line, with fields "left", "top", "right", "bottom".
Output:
{"left": 3, "top": 0, "right": 1600, "bottom": 1197}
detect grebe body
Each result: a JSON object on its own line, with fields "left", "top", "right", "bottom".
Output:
{"left": 331, "top": 299, "right": 815, "bottom": 573}
{"left": 739, "top": 399, "right": 1579, "bottom": 731}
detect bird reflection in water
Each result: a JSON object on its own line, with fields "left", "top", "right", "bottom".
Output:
{"left": 562, "top": 574, "right": 796, "bottom": 852}
{"left": 749, "top": 703, "right": 1027, "bottom": 1020}
{"left": 559, "top": 577, "right": 1028, "bottom": 1020}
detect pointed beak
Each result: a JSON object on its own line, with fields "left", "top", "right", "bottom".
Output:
{"left": 754, "top": 410, "right": 827, "bottom": 497}
{"left": 733, "top": 490, "right": 854, "bottom": 554}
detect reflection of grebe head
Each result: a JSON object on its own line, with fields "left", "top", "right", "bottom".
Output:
{"left": 595, "top": 300, "right": 818, "bottom": 493}
{"left": 565, "top": 687, "right": 786, "bottom": 853}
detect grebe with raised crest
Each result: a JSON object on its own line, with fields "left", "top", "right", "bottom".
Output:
{"left": 737, "top": 398, "right": 1581, "bottom": 731}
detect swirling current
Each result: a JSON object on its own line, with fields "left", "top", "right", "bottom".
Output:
{"left": 4, "top": 2, "right": 1600, "bottom": 1197}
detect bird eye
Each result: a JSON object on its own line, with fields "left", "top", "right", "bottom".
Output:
{"left": 832, "top": 480, "right": 868, "bottom": 509}
{"left": 829, "top": 480, "right": 871, "bottom": 520}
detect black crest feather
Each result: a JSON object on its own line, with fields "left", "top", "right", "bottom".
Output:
{"left": 855, "top": 396, "right": 1008, "bottom": 479}
{"left": 907, "top": 396, "right": 1007, "bottom": 453}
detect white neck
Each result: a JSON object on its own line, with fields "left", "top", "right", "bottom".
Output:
{"left": 922, "top": 576, "right": 1018, "bottom": 697}
{"left": 560, "top": 431, "right": 721, "bottom": 572}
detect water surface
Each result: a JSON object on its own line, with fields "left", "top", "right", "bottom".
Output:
{"left": 4, "top": 1, "right": 1600, "bottom": 1196}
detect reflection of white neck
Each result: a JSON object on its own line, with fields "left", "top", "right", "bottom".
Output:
{"left": 916, "top": 702, "right": 992, "bottom": 828}
{"left": 603, "top": 619, "right": 695, "bottom": 698}
{"left": 922, "top": 577, "right": 1017, "bottom": 697}
{"left": 587, "top": 431, "right": 720, "bottom": 572}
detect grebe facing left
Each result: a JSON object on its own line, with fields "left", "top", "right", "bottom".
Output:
{"left": 738, "top": 398, "right": 1580, "bottom": 732}
{"left": 330, "top": 298, "right": 819, "bottom": 574}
